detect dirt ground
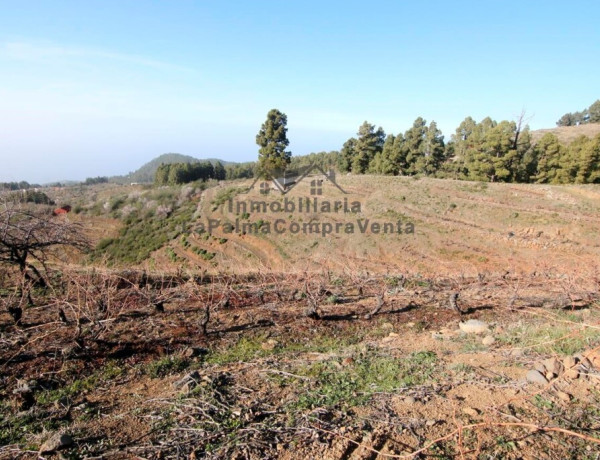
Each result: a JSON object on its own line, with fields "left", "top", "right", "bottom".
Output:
{"left": 2, "top": 177, "right": 600, "bottom": 458}
{"left": 144, "top": 176, "right": 600, "bottom": 279}
{"left": 1, "top": 271, "right": 599, "bottom": 459}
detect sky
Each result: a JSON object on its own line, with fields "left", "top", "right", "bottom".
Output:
{"left": 1, "top": 0, "right": 599, "bottom": 183}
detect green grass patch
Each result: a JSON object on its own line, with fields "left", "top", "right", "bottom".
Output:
{"left": 91, "top": 200, "right": 196, "bottom": 265}
{"left": 292, "top": 350, "right": 438, "bottom": 410}
{"left": 144, "top": 356, "right": 192, "bottom": 378}
{"left": 497, "top": 313, "right": 600, "bottom": 356}
{"left": 211, "top": 186, "right": 245, "bottom": 209}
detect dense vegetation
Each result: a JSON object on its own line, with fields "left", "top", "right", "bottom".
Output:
{"left": 218, "top": 103, "right": 600, "bottom": 185}
{"left": 154, "top": 160, "right": 225, "bottom": 185}
{"left": 112, "top": 153, "right": 230, "bottom": 184}
{"left": 5, "top": 190, "right": 55, "bottom": 205}
{"left": 0, "top": 181, "right": 41, "bottom": 191}
{"left": 90, "top": 186, "right": 201, "bottom": 264}
{"left": 338, "top": 114, "right": 600, "bottom": 184}
{"left": 83, "top": 176, "right": 109, "bottom": 185}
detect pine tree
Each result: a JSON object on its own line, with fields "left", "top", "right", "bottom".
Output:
{"left": 576, "top": 134, "right": 600, "bottom": 183}
{"left": 404, "top": 117, "right": 427, "bottom": 175}
{"left": 421, "top": 121, "right": 445, "bottom": 175}
{"left": 214, "top": 161, "right": 226, "bottom": 180}
{"left": 351, "top": 121, "right": 385, "bottom": 173}
{"left": 256, "top": 109, "right": 291, "bottom": 178}
{"left": 588, "top": 100, "right": 600, "bottom": 123}
{"left": 338, "top": 138, "right": 357, "bottom": 173}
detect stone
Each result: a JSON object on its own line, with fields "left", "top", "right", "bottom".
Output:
{"left": 545, "top": 371, "right": 556, "bottom": 381}
{"left": 39, "top": 433, "right": 73, "bottom": 454}
{"left": 459, "top": 320, "right": 489, "bottom": 334}
{"left": 463, "top": 407, "right": 480, "bottom": 417}
{"left": 565, "top": 368, "right": 580, "bottom": 379}
{"left": 510, "top": 348, "right": 524, "bottom": 357}
{"left": 182, "top": 347, "right": 209, "bottom": 358}
{"left": 341, "top": 357, "right": 354, "bottom": 367}
{"left": 563, "top": 356, "right": 577, "bottom": 370}
{"left": 425, "top": 419, "right": 437, "bottom": 427}
{"left": 482, "top": 335, "right": 495, "bottom": 346}
{"left": 557, "top": 391, "right": 572, "bottom": 402}
{"left": 404, "top": 396, "right": 416, "bottom": 404}
{"left": 542, "top": 358, "right": 563, "bottom": 376}
{"left": 261, "top": 339, "right": 278, "bottom": 351}
{"left": 526, "top": 369, "right": 549, "bottom": 385}
{"left": 534, "top": 362, "right": 547, "bottom": 374}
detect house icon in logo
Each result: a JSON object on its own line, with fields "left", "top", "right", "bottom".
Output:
{"left": 245, "top": 163, "right": 347, "bottom": 195}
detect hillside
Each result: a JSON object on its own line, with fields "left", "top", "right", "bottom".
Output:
{"left": 3, "top": 176, "right": 600, "bottom": 459}
{"left": 67, "top": 175, "right": 600, "bottom": 280}
{"left": 531, "top": 122, "right": 600, "bottom": 144}
{"left": 111, "top": 153, "right": 233, "bottom": 184}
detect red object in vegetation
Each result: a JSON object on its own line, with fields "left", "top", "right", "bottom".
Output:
{"left": 52, "top": 205, "right": 72, "bottom": 216}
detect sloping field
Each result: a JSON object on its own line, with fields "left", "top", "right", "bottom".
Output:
{"left": 173, "top": 175, "right": 600, "bottom": 279}
{"left": 2, "top": 177, "right": 600, "bottom": 459}
{"left": 531, "top": 122, "right": 600, "bottom": 144}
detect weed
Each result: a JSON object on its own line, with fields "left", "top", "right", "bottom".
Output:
{"left": 145, "top": 356, "right": 191, "bottom": 378}
{"left": 497, "top": 315, "right": 600, "bottom": 356}
{"left": 292, "top": 350, "right": 438, "bottom": 410}
{"left": 450, "top": 362, "right": 476, "bottom": 375}
{"left": 206, "top": 337, "right": 271, "bottom": 364}
{"left": 211, "top": 187, "right": 244, "bottom": 208}
{"left": 326, "top": 294, "right": 340, "bottom": 304}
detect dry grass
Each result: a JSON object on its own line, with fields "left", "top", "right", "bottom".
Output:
{"left": 531, "top": 122, "right": 600, "bottom": 144}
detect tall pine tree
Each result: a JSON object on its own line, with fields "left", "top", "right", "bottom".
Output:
{"left": 256, "top": 109, "right": 291, "bottom": 178}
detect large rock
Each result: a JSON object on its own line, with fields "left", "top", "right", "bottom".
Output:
{"left": 459, "top": 320, "right": 489, "bottom": 334}
{"left": 542, "top": 358, "right": 563, "bottom": 376}
{"left": 482, "top": 335, "right": 495, "bottom": 346}
{"left": 39, "top": 432, "right": 73, "bottom": 454}
{"left": 526, "top": 369, "right": 549, "bottom": 385}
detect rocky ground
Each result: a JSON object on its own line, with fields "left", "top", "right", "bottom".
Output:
{"left": 1, "top": 271, "right": 599, "bottom": 459}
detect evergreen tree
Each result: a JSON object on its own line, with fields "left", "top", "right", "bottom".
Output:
{"left": 557, "top": 112, "right": 576, "bottom": 127}
{"left": 155, "top": 164, "right": 170, "bottom": 185}
{"left": 420, "top": 121, "right": 445, "bottom": 175}
{"left": 404, "top": 117, "right": 427, "bottom": 175}
{"left": 576, "top": 134, "right": 600, "bottom": 183}
{"left": 449, "top": 116, "right": 477, "bottom": 179}
{"left": 532, "top": 134, "right": 564, "bottom": 183}
{"left": 556, "top": 135, "right": 588, "bottom": 183}
{"left": 338, "top": 138, "right": 357, "bottom": 172}
{"left": 370, "top": 134, "right": 395, "bottom": 174}
{"left": 256, "top": 109, "right": 291, "bottom": 178}
{"left": 352, "top": 121, "right": 385, "bottom": 173}
{"left": 214, "top": 161, "right": 226, "bottom": 180}
{"left": 588, "top": 100, "right": 600, "bottom": 123}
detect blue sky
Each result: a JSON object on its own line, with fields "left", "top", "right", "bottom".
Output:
{"left": 1, "top": 1, "right": 599, "bottom": 183}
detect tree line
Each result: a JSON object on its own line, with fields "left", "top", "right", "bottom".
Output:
{"left": 0, "top": 181, "right": 41, "bottom": 191}
{"left": 83, "top": 176, "right": 109, "bottom": 185}
{"left": 556, "top": 99, "right": 600, "bottom": 127}
{"left": 154, "top": 161, "right": 226, "bottom": 185}
{"left": 338, "top": 114, "right": 600, "bottom": 184}
{"left": 165, "top": 105, "right": 600, "bottom": 185}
